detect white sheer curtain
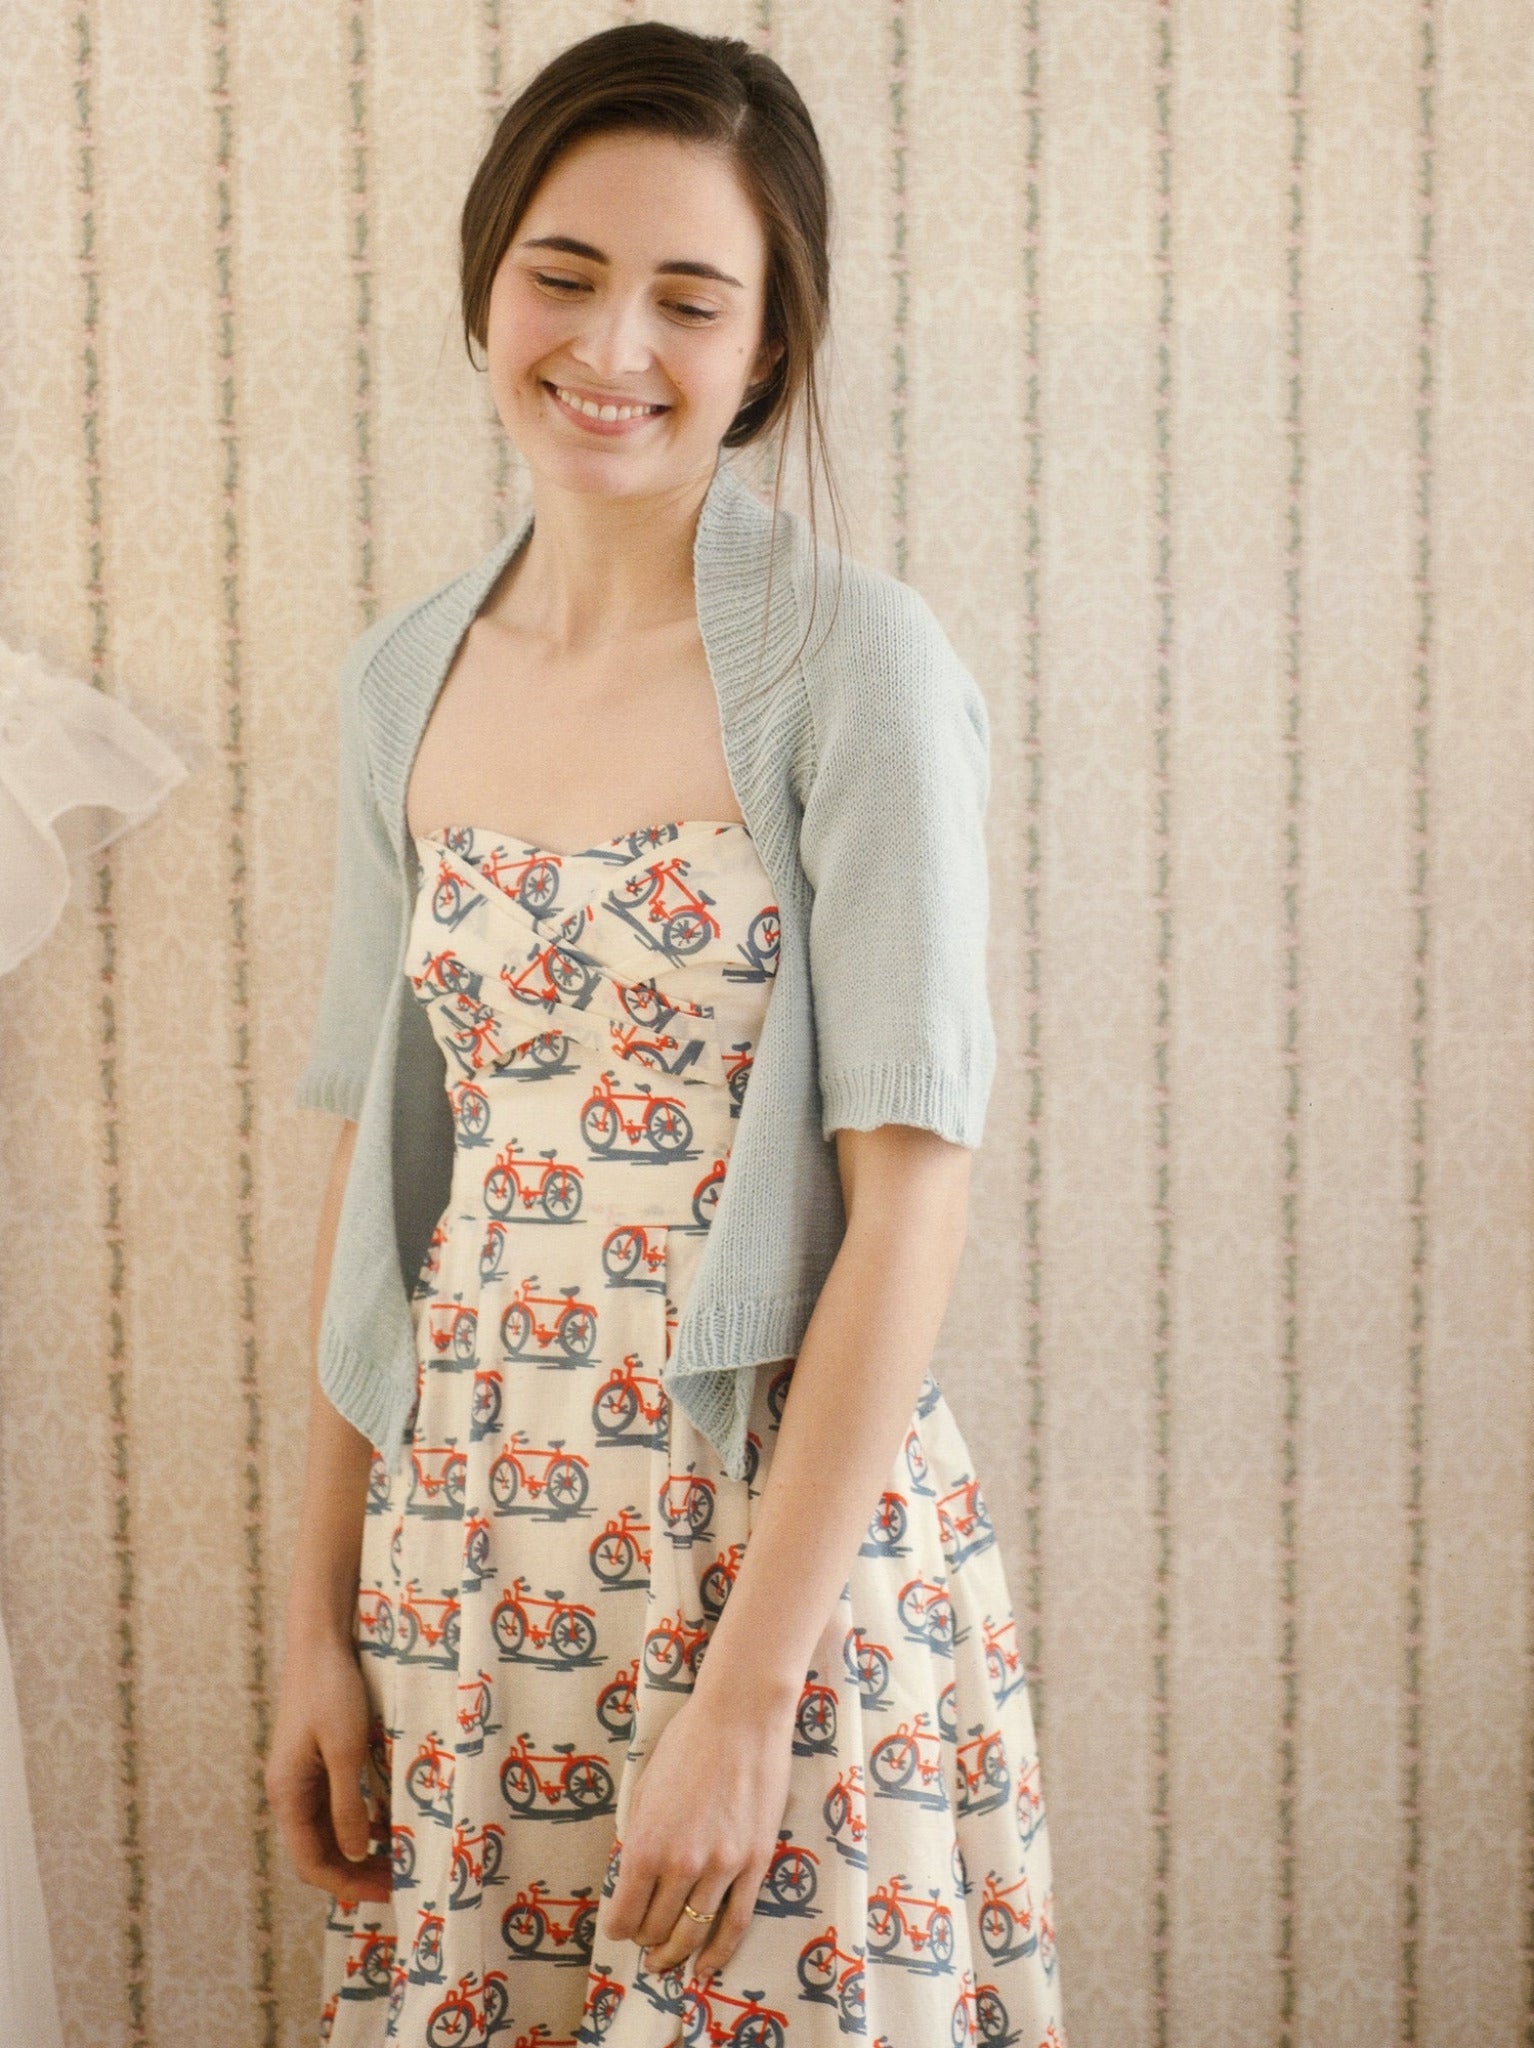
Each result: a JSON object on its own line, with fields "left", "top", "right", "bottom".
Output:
{"left": 0, "top": 633, "right": 190, "bottom": 2044}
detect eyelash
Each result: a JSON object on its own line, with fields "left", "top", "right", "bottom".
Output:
{"left": 532, "top": 273, "right": 718, "bottom": 323}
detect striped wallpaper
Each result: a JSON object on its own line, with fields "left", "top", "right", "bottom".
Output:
{"left": 1, "top": 3, "right": 1529, "bottom": 2045}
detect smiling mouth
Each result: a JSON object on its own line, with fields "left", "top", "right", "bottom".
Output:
{"left": 543, "top": 380, "right": 671, "bottom": 423}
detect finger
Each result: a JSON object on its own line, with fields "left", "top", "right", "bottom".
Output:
{"left": 691, "top": 1858, "right": 770, "bottom": 1979}
{"left": 638, "top": 1870, "right": 730, "bottom": 1977}
{"left": 271, "top": 1756, "right": 392, "bottom": 1903}
{"left": 600, "top": 1837, "right": 658, "bottom": 1945}
{"left": 324, "top": 1734, "right": 374, "bottom": 1864}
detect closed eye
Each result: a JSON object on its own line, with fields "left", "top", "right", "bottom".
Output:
{"left": 532, "top": 273, "right": 718, "bottom": 322}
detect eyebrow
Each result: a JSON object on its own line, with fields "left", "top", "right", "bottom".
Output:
{"left": 516, "top": 234, "right": 745, "bottom": 291}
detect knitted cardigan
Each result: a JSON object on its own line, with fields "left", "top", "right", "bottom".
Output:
{"left": 296, "top": 450, "right": 996, "bottom": 1481}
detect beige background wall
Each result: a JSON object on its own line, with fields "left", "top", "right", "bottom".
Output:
{"left": 1, "top": 3, "right": 1530, "bottom": 2044}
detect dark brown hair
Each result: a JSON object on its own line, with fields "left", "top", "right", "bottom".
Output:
{"left": 458, "top": 21, "right": 845, "bottom": 691}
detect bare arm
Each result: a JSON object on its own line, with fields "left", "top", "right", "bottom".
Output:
{"left": 601, "top": 1123, "right": 973, "bottom": 1979}
{"left": 266, "top": 1117, "right": 393, "bottom": 1903}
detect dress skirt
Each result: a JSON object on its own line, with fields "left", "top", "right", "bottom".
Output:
{"left": 316, "top": 818, "right": 1067, "bottom": 2048}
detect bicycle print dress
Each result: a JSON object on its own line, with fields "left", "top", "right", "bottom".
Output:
{"left": 317, "top": 817, "right": 1067, "bottom": 2048}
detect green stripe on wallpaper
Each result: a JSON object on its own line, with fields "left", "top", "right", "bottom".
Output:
{"left": 1019, "top": 0, "right": 1047, "bottom": 1742}
{"left": 209, "top": 0, "right": 277, "bottom": 2036}
{"left": 1151, "top": 4, "right": 1174, "bottom": 2045}
{"left": 1402, "top": 1, "right": 1434, "bottom": 2041}
{"left": 889, "top": 0, "right": 911, "bottom": 588}
{"left": 348, "top": 0, "right": 377, "bottom": 629}
{"left": 1278, "top": 5, "right": 1306, "bottom": 2046}
{"left": 75, "top": 1, "right": 151, "bottom": 2039}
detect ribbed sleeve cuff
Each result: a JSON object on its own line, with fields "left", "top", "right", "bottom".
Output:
{"left": 818, "top": 1059, "right": 989, "bottom": 1149}
{"left": 295, "top": 1058, "right": 369, "bottom": 1120}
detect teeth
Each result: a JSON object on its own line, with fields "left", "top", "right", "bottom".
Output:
{"left": 553, "top": 384, "right": 665, "bottom": 422}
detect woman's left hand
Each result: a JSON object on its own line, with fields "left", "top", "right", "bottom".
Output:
{"left": 600, "top": 1676, "right": 798, "bottom": 1983}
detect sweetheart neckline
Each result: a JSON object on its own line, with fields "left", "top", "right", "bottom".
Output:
{"left": 413, "top": 818, "right": 749, "bottom": 862}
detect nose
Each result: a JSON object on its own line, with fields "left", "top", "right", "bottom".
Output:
{"left": 566, "top": 291, "right": 660, "bottom": 384}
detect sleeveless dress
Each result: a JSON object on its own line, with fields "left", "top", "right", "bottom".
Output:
{"left": 316, "top": 818, "right": 1067, "bottom": 2048}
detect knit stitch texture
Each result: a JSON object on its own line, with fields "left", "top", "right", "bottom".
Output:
{"left": 297, "top": 451, "right": 996, "bottom": 1480}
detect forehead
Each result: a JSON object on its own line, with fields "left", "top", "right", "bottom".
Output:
{"left": 519, "top": 130, "right": 767, "bottom": 280}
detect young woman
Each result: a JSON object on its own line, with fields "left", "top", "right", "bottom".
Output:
{"left": 269, "top": 24, "right": 1066, "bottom": 2048}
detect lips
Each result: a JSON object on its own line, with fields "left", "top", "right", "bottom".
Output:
{"left": 544, "top": 385, "right": 671, "bottom": 432}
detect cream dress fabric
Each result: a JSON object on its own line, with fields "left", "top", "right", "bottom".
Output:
{"left": 318, "top": 817, "right": 1067, "bottom": 2048}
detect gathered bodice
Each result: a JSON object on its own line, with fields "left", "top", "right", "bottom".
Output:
{"left": 405, "top": 819, "right": 780, "bottom": 1132}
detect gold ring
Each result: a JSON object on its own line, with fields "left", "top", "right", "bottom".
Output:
{"left": 681, "top": 1902, "right": 717, "bottom": 1924}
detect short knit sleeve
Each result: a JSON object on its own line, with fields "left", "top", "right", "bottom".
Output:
{"left": 294, "top": 614, "right": 410, "bottom": 1120}
{"left": 797, "top": 575, "right": 996, "bottom": 1149}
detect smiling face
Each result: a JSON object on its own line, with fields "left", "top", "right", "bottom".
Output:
{"left": 484, "top": 127, "right": 782, "bottom": 497}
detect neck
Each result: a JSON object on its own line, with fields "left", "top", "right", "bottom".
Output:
{"left": 489, "top": 458, "right": 720, "bottom": 653}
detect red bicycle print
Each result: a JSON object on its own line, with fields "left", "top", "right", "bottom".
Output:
{"left": 591, "top": 1357, "right": 669, "bottom": 1446}
{"left": 843, "top": 1624, "right": 893, "bottom": 1706}
{"left": 355, "top": 1585, "right": 394, "bottom": 1657}
{"left": 723, "top": 1037, "right": 754, "bottom": 1111}
{"left": 861, "top": 1488, "right": 911, "bottom": 1557}
{"left": 449, "top": 1077, "right": 492, "bottom": 1147}
{"left": 496, "top": 922, "right": 605, "bottom": 1019}
{"left": 471, "top": 1361, "right": 504, "bottom": 1441}
{"left": 497, "top": 1730, "right": 615, "bottom": 1819}
{"left": 406, "top": 1441, "right": 467, "bottom": 1520}
{"left": 456, "top": 1514, "right": 497, "bottom": 1592}
{"left": 498, "top": 1273, "right": 598, "bottom": 1364}
{"left": 977, "top": 1866, "right": 1037, "bottom": 1964}
{"left": 955, "top": 1721, "right": 1011, "bottom": 1820}
{"left": 600, "top": 1220, "right": 667, "bottom": 1288}
{"left": 795, "top": 1926, "right": 867, "bottom": 2030}
{"left": 423, "top": 1967, "right": 510, "bottom": 2046}
{"left": 690, "top": 1154, "right": 728, "bottom": 1228}
{"left": 903, "top": 1421, "right": 935, "bottom": 1496}
{"left": 897, "top": 1574, "right": 955, "bottom": 1656}
{"left": 488, "top": 1432, "right": 590, "bottom": 1518}
{"left": 604, "top": 853, "right": 722, "bottom": 962}
{"left": 588, "top": 1506, "right": 652, "bottom": 1586}
{"left": 791, "top": 1669, "right": 838, "bottom": 1756}
{"left": 392, "top": 1822, "right": 418, "bottom": 1888}
{"left": 821, "top": 1765, "right": 867, "bottom": 1867}
{"left": 403, "top": 1731, "right": 456, "bottom": 1829}
{"left": 482, "top": 1138, "right": 585, "bottom": 1224}
{"left": 869, "top": 1712, "right": 949, "bottom": 1811}
{"left": 595, "top": 1656, "right": 639, "bottom": 1741}
{"left": 656, "top": 1465, "right": 716, "bottom": 1546}
{"left": 755, "top": 1828, "right": 819, "bottom": 1916}
{"left": 937, "top": 1677, "right": 959, "bottom": 1742}
{"left": 426, "top": 1297, "right": 480, "bottom": 1370}
{"left": 947, "top": 1964, "right": 1015, "bottom": 2046}
{"left": 577, "top": 1962, "right": 627, "bottom": 2039}
{"left": 699, "top": 1539, "right": 745, "bottom": 1618}
{"left": 722, "top": 899, "right": 780, "bottom": 981}
{"left": 867, "top": 1873, "right": 955, "bottom": 1974}
{"left": 679, "top": 1967, "right": 790, "bottom": 2047}
{"left": 366, "top": 1447, "right": 392, "bottom": 1513}
{"left": 407, "top": 1903, "right": 446, "bottom": 1985}
{"left": 641, "top": 1606, "right": 711, "bottom": 1691}
{"left": 334, "top": 1919, "right": 393, "bottom": 2001}
{"left": 936, "top": 1473, "right": 997, "bottom": 1570}
{"left": 981, "top": 1612, "right": 1025, "bottom": 1707}
{"left": 457, "top": 1669, "right": 498, "bottom": 1755}
{"left": 397, "top": 1580, "right": 462, "bottom": 1666}
{"left": 449, "top": 1818, "right": 506, "bottom": 1910}
{"left": 490, "top": 1575, "right": 598, "bottom": 1665}
{"left": 1016, "top": 1753, "right": 1046, "bottom": 1851}
{"left": 414, "top": 1218, "right": 450, "bottom": 1298}
{"left": 607, "top": 1013, "right": 709, "bottom": 1078}
{"left": 499, "top": 1878, "right": 598, "bottom": 1962}
{"left": 765, "top": 1360, "right": 796, "bottom": 1424}
{"left": 579, "top": 1069, "right": 698, "bottom": 1160}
